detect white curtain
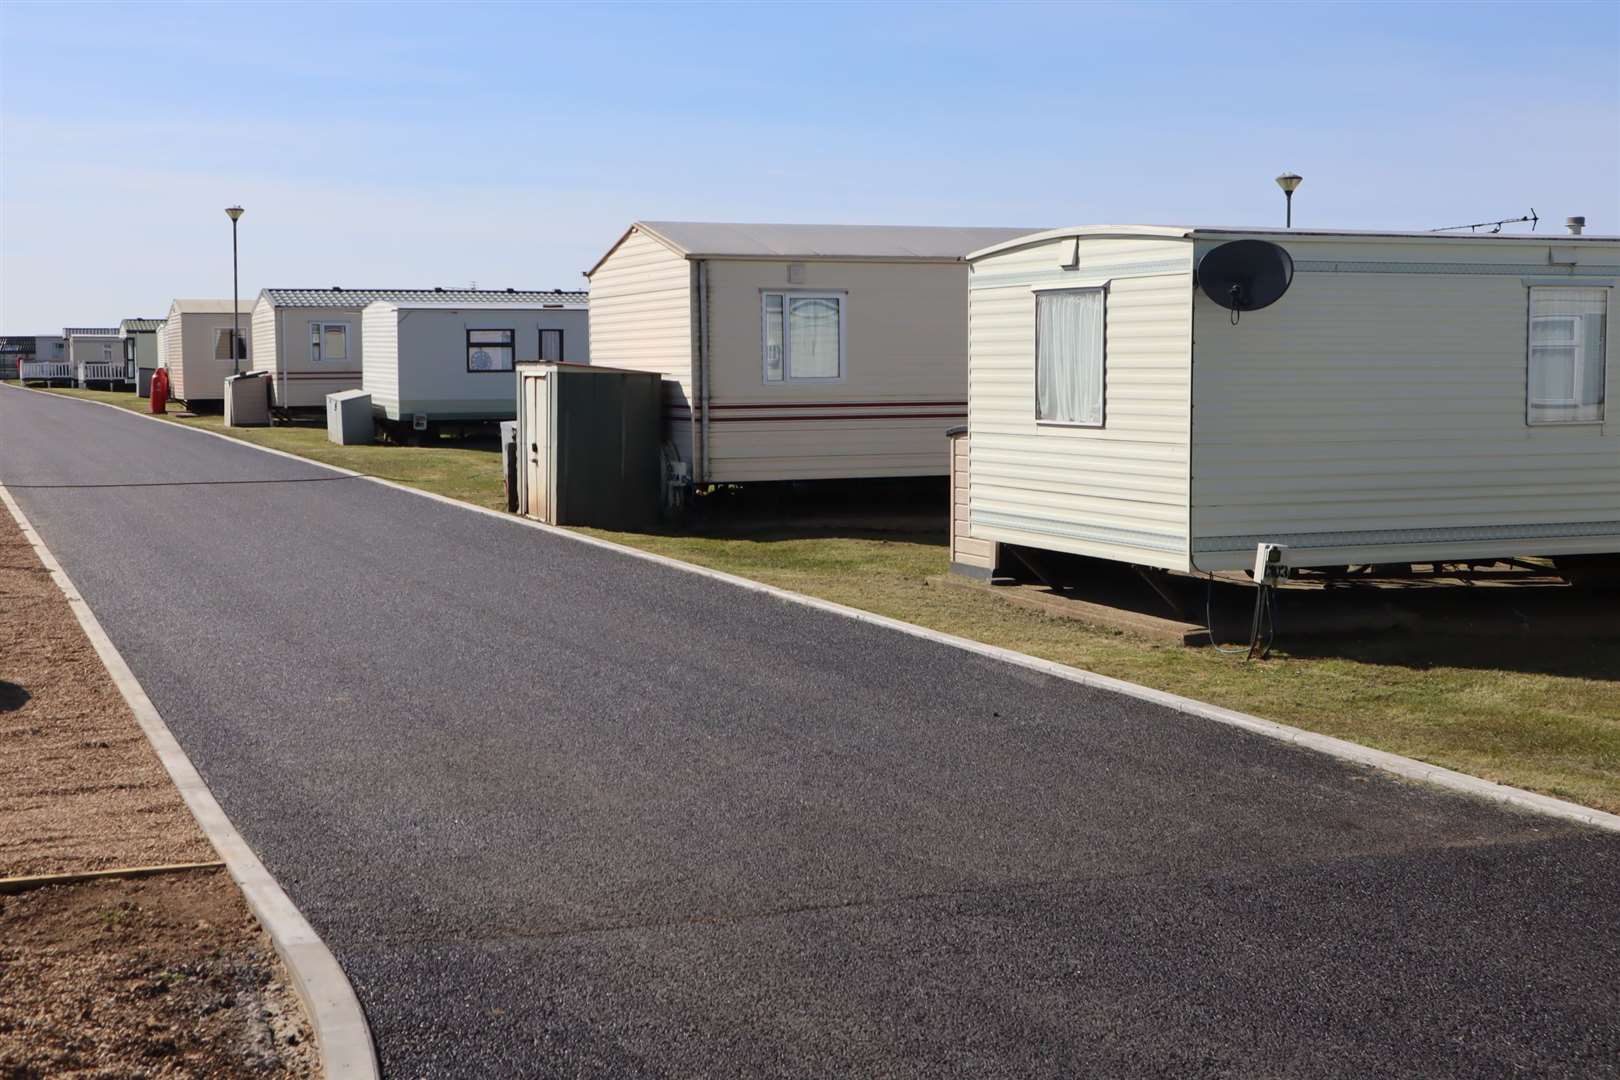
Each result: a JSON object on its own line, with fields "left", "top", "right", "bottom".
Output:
{"left": 788, "top": 296, "right": 841, "bottom": 379}
{"left": 1529, "top": 287, "right": 1606, "bottom": 423}
{"left": 1037, "top": 289, "right": 1103, "bottom": 425}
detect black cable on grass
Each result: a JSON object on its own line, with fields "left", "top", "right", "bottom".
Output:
{"left": 1205, "top": 576, "right": 1279, "bottom": 660}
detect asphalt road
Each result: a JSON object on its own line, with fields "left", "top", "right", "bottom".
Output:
{"left": 4, "top": 386, "right": 1617, "bottom": 1079}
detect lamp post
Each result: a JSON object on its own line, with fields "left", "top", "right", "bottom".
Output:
{"left": 225, "top": 205, "right": 244, "bottom": 376}
{"left": 1275, "top": 172, "right": 1302, "bottom": 228}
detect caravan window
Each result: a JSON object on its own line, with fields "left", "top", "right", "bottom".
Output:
{"left": 539, "top": 328, "right": 564, "bottom": 362}
{"left": 1035, "top": 288, "right": 1105, "bottom": 427}
{"left": 1528, "top": 287, "right": 1606, "bottom": 424}
{"left": 101, "top": 343, "right": 113, "bottom": 364}
{"left": 467, "top": 329, "right": 515, "bottom": 372}
{"left": 310, "top": 322, "right": 348, "bottom": 363}
{"left": 762, "top": 292, "right": 844, "bottom": 382}
{"left": 214, "top": 328, "right": 246, "bottom": 361}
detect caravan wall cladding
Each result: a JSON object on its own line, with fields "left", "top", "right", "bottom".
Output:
{"left": 361, "top": 304, "right": 589, "bottom": 422}
{"left": 965, "top": 229, "right": 1619, "bottom": 573}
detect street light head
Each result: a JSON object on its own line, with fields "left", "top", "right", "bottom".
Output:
{"left": 1274, "top": 172, "right": 1303, "bottom": 195}
{"left": 225, "top": 205, "right": 245, "bottom": 221}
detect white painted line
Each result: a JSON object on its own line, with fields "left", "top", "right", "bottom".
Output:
{"left": 11, "top": 381, "right": 1619, "bottom": 836}
{"left": 0, "top": 471, "right": 379, "bottom": 1079}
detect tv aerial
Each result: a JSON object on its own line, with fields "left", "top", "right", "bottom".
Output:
{"left": 1428, "top": 209, "right": 1538, "bottom": 234}
{"left": 1197, "top": 239, "right": 1295, "bottom": 325}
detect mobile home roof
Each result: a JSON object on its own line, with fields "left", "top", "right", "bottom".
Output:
{"left": 365, "top": 299, "right": 588, "bottom": 312}
{"left": 968, "top": 224, "right": 1620, "bottom": 261}
{"left": 168, "top": 299, "right": 249, "bottom": 314}
{"left": 590, "top": 221, "right": 1037, "bottom": 275}
{"left": 119, "top": 317, "right": 165, "bottom": 331}
{"left": 260, "top": 288, "right": 587, "bottom": 307}
{"left": 63, "top": 327, "right": 119, "bottom": 337}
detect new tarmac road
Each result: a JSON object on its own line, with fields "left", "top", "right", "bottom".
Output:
{"left": 4, "top": 387, "right": 1617, "bottom": 1079}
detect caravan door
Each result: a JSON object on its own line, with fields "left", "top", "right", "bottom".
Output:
{"left": 525, "top": 371, "right": 550, "bottom": 521}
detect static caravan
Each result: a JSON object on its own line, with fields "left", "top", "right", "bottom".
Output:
{"left": 13, "top": 335, "right": 68, "bottom": 383}
{"left": 119, "top": 317, "right": 164, "bottom": 388}
{"left": 952, "top": 224, "right": 1620, "bottom": 580}
{"left": 586, "top": 220, "right": 1031, "bottom": 484}
{"left": 161, "top": 299, "right": 250, "bottom": 408}
{"left": 360, "top": 293, "right": 588, "bottom": 430}
{"left": 65, "top": 327, "right": 124, "bottom": 388}
{"left": 252, "top": 287, "right": 582, "bottom": 411}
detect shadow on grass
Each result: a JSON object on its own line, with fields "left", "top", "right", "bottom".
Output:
{"left": 654, "top": 477, "right": 949, "bottom": 545}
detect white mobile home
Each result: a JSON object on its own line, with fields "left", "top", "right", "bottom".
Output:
{"left": 161, "top": 300, "right": 250, "bottom": 407}
{"left": 953, "top": 225, "right": 1619, "bottom": 578}
{"left": 586, "top": 221, "right": 1031, "bottom": 484}
{"left": 65, "top": 327, "right": 123, "bottom": 387}
{"left": 252, "top": 287, "right": 581, "bottom": 411}
{"left": 119, "top": 317, "right": 164, "bottom": 386}
{"left": 360, "top": 294, "right": 588, "bottom": 428}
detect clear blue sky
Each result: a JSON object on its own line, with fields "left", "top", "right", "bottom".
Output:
{"left": 2, "top": 0, "right": 1616, "bottom": 332}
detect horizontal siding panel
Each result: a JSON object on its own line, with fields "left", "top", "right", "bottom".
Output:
{"left": 967, "top": 235, "right": 1194, "bottom": 569}
{"left": 1189, "top": 240, "right": 1620, "bottom": 564}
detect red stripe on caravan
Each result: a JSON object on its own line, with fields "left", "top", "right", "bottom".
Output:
{"left": 707, "top": 400, "right": 966, "bottom": 410}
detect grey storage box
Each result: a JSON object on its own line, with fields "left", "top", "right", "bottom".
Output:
{"left": 223, "top": 372, "right": 270, "bottom": 427}
{"left": 136, "top": 368, "right": 154, "bottom": 398}
{"left": 327, "top": 389, "right": 373, "bottom": 445}
{"left": 515, "top": 363, "right": 661, "bottom": 529}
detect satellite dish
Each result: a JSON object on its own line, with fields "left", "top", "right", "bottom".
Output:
{"left": 1197, "top": 240, "right": 1294, "bottom": 320}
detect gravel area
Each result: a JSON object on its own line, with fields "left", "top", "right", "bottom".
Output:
{"left": 0, "top": 870, "right": 315, "bottom": 1078}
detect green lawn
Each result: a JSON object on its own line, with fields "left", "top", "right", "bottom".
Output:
{"left": 26, "top": 384, "right": 1620, "bottom": 814}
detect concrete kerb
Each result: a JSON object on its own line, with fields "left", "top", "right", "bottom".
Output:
{"left": 11, "top": 382, "right": 1620, "bottom": 839}
{"left": 0, "top": 473, "right": 380, "bottom": 1080}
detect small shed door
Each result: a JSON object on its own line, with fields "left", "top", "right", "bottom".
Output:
{"left": 526, "top": 373, "right": 551, "bottom": 521}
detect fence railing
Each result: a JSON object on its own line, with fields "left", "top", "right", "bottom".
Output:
{"left": 78, "top": 362, "right": 127, "bottom": 383}
{"left": 20, "top": 361, "right": 73, "bottom": 381}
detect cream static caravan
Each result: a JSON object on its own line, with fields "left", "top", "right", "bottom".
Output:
{"left": 586, "top": 221, "right": 1032, "bottom": 484}
{"left": 954, "top": 225, "right": 1619, "bottom": 577}
{"left": 161, "top": 300, "right": 249, "bottom": 407}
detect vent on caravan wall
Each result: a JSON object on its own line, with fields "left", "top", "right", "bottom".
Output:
{"left": 1197, "top": 239, "right": 1294, "bottom": 325}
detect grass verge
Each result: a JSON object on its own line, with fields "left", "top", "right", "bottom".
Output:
{"left": 27, "top": 384, "right": 1620, "bottom": 814}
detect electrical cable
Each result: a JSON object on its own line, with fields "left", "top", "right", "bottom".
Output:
{"left": 1206, "top": 575, "right": 1280, "bottom": 660}
{"left": 1205, "top": 577, "right": 1252, "bottom": 655}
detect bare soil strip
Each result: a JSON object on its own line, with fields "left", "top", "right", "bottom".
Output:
{"left": 0, "top": 506, "right": 316, "bottom": 1076}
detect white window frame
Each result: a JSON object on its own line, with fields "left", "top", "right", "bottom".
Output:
{"left": 1527, "top": 286, "right": 1607, "bottom": 426}
{"left": 100, "top": 343, "right": 113, "bottom": 364}
{"left": 761, "top": 290, "right": 847, "bottom": 384}
{"left": 1033, "top": 285, "right": 1107, "bottom": 428}
{"left": 309, "top": 320, "right": 350, "bottom": 364}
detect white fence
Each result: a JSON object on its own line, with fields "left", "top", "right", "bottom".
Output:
{"left": 77, "top": 361, "right": 127, "bottom": 384}
{"left": 20, "top": 361, "right": 73, "bottom": 381}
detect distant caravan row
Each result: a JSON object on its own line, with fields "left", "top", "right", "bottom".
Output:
{"left": 20, "top": 217, "right": 1617, "bottom": 577}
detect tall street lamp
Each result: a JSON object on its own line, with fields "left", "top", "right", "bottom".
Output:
{"left": 1275, "top": 172, "right": 1302, "bottom": 228}
{"left": 225, "top": 205, "right": 244, "bottom": 376}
